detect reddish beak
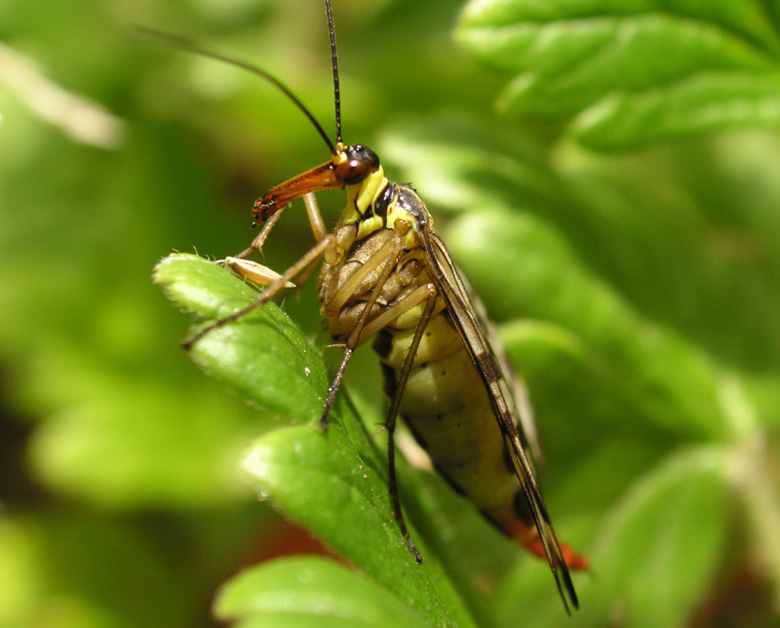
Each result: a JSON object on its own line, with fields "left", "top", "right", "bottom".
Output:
{"left": 252, "top": 159, "right": 343, "bottom": 225}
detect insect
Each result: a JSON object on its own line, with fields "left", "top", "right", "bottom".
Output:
{"left": 177, "top": 0, "right": 586, "bottom": 612}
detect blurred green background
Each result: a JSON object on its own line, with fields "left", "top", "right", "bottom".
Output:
{"left": 2, "top": 0, "right": 780, "bottom": 626}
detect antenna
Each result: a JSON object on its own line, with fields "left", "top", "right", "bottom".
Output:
{"left": 324, "top": 0, "right": 342, "bottom": 144}
{"left": 138, "top": 26, "right": 336, "bottom": 154}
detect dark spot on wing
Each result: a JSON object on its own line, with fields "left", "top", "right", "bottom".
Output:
{"left": 475, "top": 351, "right": 499, "bottom": 382}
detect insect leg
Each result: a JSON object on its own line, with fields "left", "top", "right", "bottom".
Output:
{"left": 187, "top": 187, "right": 338, "bottom": 349}
{"left": 323, "top": 238, "right": 400, "bottom": 319}
{"left": 329, "top": 279, "right": 438, "bottom": 561}
{"left": 383, "top": 287, "right": 438, "bottom": 563}
{"left": 183, "top": 234, "right": 335, "bottom": 349}
{"left": 235, "top": 188, "right": 325, "bottom": 261}
{"left": 354, "top": 284, "right": 437, "bottom": 346}
{"left": 234, "top": 205, "right": 286, "bottom": 259}
{"left": 302, "top": 192, "right": 328, "bottom": 243}
{"left": 318, "top": 345, "right": 353, "bottom": 431}
{"left": 319, "top": 237, "right": 404, "bottom": 430}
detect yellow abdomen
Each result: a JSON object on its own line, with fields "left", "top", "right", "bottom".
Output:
{"left": 374, "top": 313, "right": 524, "bottom": 523}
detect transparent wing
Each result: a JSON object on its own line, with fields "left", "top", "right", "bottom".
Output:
{"left": 422, "top": 229, "right": 578, "bottom": 612}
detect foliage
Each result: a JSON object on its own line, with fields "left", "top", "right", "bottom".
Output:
{"left": 2, "top": 0, "right": 780, "bottom": 627}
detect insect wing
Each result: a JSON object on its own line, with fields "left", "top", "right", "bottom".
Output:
{"left": 421, "top": 230, "right": 578, "bottom": 612}
{"left": 427, "top": 243, "right": 541, "bottom": 462}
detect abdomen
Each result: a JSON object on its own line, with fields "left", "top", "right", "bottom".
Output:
{"left": 373, "top": 312, "right": 529, "bottom": 533}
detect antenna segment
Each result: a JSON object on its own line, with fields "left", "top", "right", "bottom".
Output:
{"left": 138, "top": 26, "right": 336, "bottom": 154}
{"left": 324, "top": 0, "right": 342, "bottom": 144}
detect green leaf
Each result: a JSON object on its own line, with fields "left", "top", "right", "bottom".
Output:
{"left": 154, "top": 253, "right": 329, "bottom": 424}
{"left": 457, "top": 0, "right": 780, "bottom": 148}
{"left": 239, "top": 427, "right": 469, "bottom": 626}
{"left": 154, "top": 253, "right": 474, "bottom": 628}
{"left": 215, "top": 556, "right": 427, "bottom": 628}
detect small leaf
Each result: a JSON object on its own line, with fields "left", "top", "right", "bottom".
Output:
{"left": 215, "top": 556, "right": 427, "bottom": 628}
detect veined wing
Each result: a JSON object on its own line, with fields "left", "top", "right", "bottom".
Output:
{"left": 421, "top": 228, "right": 578, "bottom": 612}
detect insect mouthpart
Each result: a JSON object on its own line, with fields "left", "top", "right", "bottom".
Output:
{"left": 249, "top": 143, "right": 381, "bottom": 228}
{"left": 251, "top": 159, "right": 344, "bottom": 226}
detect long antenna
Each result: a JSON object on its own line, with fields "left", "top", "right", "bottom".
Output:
{"left": 138, "top": 26, "right": 336, "bottom": 154}
{"left": 324, "top": 0, "right": 342, "bottom": 144}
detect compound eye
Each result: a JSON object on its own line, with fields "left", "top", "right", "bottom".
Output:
{"left": 336, "top": 157, "right": 369, "bottom": 185}
{"left": 335, "top": 144, "right": 380, "bottom": 185}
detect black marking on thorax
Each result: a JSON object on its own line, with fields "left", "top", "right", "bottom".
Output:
{"left": 371, "top": 181, "right": 397, "bottom": 221}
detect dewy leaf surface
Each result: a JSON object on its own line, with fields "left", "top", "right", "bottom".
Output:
{"left": 457, "top": 0, "right": 780, "bottom": 147}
